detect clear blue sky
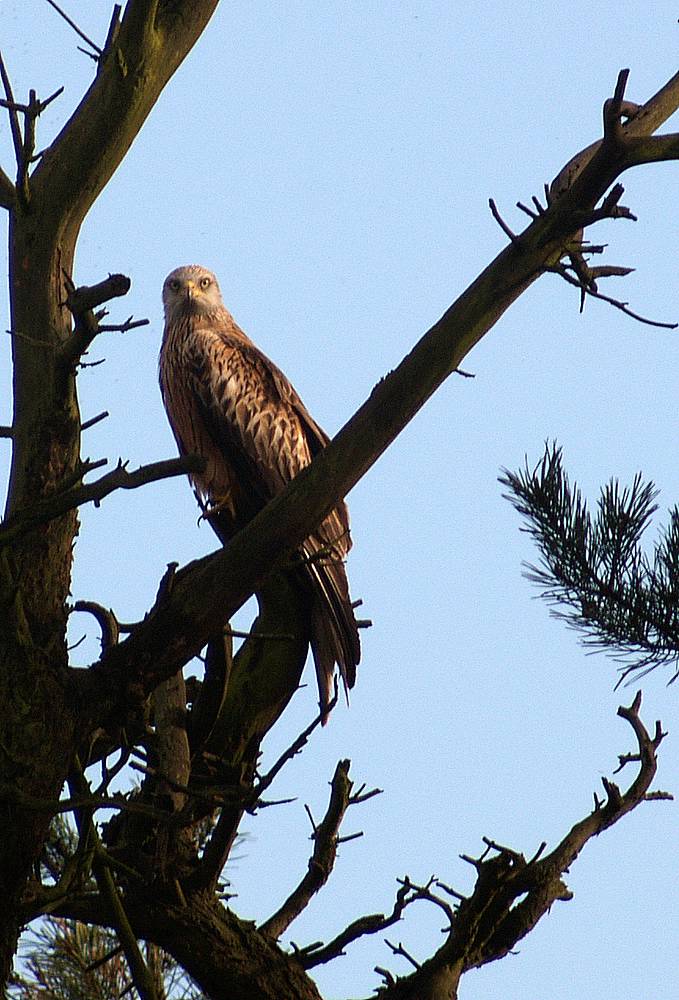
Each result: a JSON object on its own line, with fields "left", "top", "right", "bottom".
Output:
{"left": 2, "top": 3, "right": 679, "bottom": 998}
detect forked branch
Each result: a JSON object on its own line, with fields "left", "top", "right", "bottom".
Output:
{"left": 61, "top": 271, "right": 149, "bottom": 364}
{"left": 260, "top": 760, "right": 361, "bottom": 940}
{"left": 355, "top": 693, "right": 667, "bottom": 1000}
{"left": 0, "top": 456, "right": 206, "bottom": 548}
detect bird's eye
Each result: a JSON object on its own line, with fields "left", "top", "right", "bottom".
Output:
{"left": 168, "top": 278, "right": 180, "bottom": 292}
{"left": 199, "top": 276, "right": 211, "bottom": 290}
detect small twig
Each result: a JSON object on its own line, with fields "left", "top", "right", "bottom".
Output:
{"left": 77, "top": 45, "right": 99, "bottom": 63}
{"left": 516, "top": 200, "right": 539, "bottom": 220}
{"left": 548, "top": 261, "right": 677, "bottom": 329}
{"left": 299, "top": 878, "right": 416, "bottom": 968}
{"left": 603, "top": 69, "right": 631, "bottom": 146}
{"left": 375, "top": 966, "right": 397, "bottom": 988}
{"left": 395, "top": 875, "right": 456, "bottom": 927}
{"left": 45, "top": 0, "right": 103, "bottom": 57}
{"left": 0, "top": 425, "right": 13, "bottom": 438}
{"left": 250, "top": 693, "right": 338, "bottom": 808}
{"left": 81, "top": 410, "right": 109, "bottom": 431}
{"left": 0, "top": 455, "right": 206, "bottom": 548}
{"left": 435, "top": 879, "right": 466, "bottom": 902}
{"left": 349, "top": 783, "right": 383, "bottom": 806}
{"left": 488, "top": 198, "right": 518, "bottom": 241}
{"left": 385, "top": 938, "right": 421, "bottom": 970}
{"left": 71, "top": 601, "right": 120, "bottom": 653}
{"left": 97, "top": 316, "right": 149, "bottom": 334}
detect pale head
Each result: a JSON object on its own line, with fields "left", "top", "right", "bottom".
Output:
{"left": 162, "top": 264, "right": 225, "bottom": 322}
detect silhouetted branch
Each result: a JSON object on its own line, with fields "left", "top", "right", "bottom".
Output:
{"left": 298, "top": 876, "right": 446, "bottom": 970}
{"left": 548, "top": 260, "right": 677, "bottom": 328}
{"left": 46, "top": 0, "right": 103, "bottom": 57}
{"left": 81, "top": 410, "right": 109, "bottom": 431}
{"left": 71, "top": 601, "right": 120, "bottom": 654}
{"left": 0, "top": 455, "right": 206, "bottom": 548}
{"left": 353, "top": 695, "right": 667, "bottom": 1000}
{"left": 249, "top": 686, "right": 338, "bottom": 809}
{"left": 61, "top": 272, "right": 148, "bottom": 363}
{"left": 550, "top": 69, "right": 679, "bottom": 198}
{"left": 0, "top": 51, "right": 22, "bottom": 172}
{"left": 260, "top": 760, "right": 356, "bottom": 940}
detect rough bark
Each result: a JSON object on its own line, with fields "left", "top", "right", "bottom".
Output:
{"left": 0, "top": 0, "right": 218, "bottom": 984}
{"left": 56, "top": 892, "right": 324, "bottom": 1000}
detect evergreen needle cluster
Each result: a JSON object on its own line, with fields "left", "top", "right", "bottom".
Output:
{"left": 501, "top": 444, "right": 679, "bottom": 681}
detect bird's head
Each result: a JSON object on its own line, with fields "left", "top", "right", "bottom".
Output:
{"left": 162, "top": 265, "right": 224, "bottom": 321}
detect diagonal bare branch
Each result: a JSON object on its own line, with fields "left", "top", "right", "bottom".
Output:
{"left": 349, "top": 695, "right": 668, "bottom": 1000}
{"left": 260, "top": 759, "right": 355, "bottom": 940}
{"left": 0, "top": 51, "right": 23, "bottom": 172}
{"left": 45, "top": 0, "right": 103, "bottom": 57}
{"left": 76, "top": 69, "right": 679, "bottom": 732}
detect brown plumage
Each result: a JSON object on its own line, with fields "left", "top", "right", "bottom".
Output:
{"left": 159, "top": 264, "right": 360, "bottom": 717}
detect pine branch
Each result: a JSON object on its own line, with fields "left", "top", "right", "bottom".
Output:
{"left": 501, "top": 443, "right": 679, "bottom": 679}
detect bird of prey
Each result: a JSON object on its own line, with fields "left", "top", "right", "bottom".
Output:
{"left": 159, "top": 264, "right": 360, "bottom": 718}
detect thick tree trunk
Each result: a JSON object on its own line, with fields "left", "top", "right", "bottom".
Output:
{"left": 0, "top": 206, "right": 81, "bottom": 985}
{"left": 0, "top": 3, "right": 220, "bottom": 986}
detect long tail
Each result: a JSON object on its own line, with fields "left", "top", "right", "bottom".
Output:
{"left": 207, "top": 507, "right": 360, "bottom": 721}
{"left": 301, "top": 534, "right": 361, "bottom": 720}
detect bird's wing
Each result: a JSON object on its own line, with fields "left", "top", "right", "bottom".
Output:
{"left": 178, "top": 320, "right": 360, "bottom": 712}
{"left": 191, "top": 326, "right": 350, "bottom": 535}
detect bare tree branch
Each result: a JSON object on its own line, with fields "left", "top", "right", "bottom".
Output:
{"left": 60, "top": 272, "right": 147, "bottom": 363}
{"left": 0, "top": 51, "right": 23, "bottom": 176}
{"left": 31, "top": 1, "right": 220, "bottom": 241}
{"left": 360, "top": 694, "right": 667, "bottom": 1000}
{"left": 260, "top": 759, "right": 355, "bottom": 940}
{"left": 550, "top": 69, "right": 679, "bottom": 197}
{"left": 249, "top": 688, "right": 338, "bottom": 809}
{"left": 81, "top": 410, "right": 109, "bottom": 431}
{"left": 0, "top": 456, "right": 205, "bottom": 548}
{"left": 45, "top": 0, "right": 103, "bottom": 57}
{"left": 71, "top": 601, "right": 120, "bottom": 654}
{"left": 298, "top": 877, "right": 438, "bottom": 970}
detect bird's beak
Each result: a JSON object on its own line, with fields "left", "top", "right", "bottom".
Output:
{"left": 185, "top": 280, "right": 196, "bottom": 300}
